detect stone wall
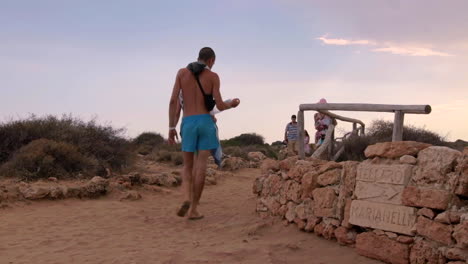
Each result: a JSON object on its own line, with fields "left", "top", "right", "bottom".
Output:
{"left": 254, "top": 142, "right": 468, "bottom": 264}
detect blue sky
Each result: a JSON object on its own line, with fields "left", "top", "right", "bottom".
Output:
{"left": 1, "top": 0, "right": 467, "bottom": 143}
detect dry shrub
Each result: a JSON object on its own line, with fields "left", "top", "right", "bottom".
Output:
{"left": 340, "top": 120, "right": 447, "bottom": 161}
{"left": 0, "top": 139, "right": 98, "bottom": 180}
{"left": 0, "top": 115, "right": 131, "bottom": 171}
{"left": 132, "top": 132, "right": 164, "bottom": 155}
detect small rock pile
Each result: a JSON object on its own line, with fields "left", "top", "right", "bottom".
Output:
{"left": 254, "top": 142, "right": 468, "bottom": 264}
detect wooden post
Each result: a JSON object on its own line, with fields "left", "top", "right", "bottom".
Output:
{"left": 328, "top": 122, "right": 335, "bottom": 159}
{"left": 392, "top": 111, "right": 405, "bottom": 141}
{"left": 298, "top": 110, "right": 305, "bottom": 159}
{"left": 352, "top": 122, "right": 357, "bottom": 135}
{"left": 360, "top": 125, "right": 365, "bottom": 135}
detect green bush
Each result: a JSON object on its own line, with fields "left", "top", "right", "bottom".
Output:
{"left": 133, "top": 132, "right": 164, "bottom": 146}
{"left": 0, "top": 115, "right": 131, "bottom": 171}
{"left": 222, "top": 133, "right": 265, "bottom": 147}
{"left": 0, "top": 139, "right": 98, "bottom": 180}
{"left": 340, "top": 120, "right": 447, "bottom": 161}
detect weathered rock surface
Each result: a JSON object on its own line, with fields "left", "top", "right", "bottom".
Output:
{"left": 279, "top": 156, "right": 299, "bottom": 171}
{"left": 356, "top": 232, "right": 410, "bottom": 264}
{"left": 221, "top": 157, "right": 247, "bottom": 171}
{"left": 334, "top": 226, "right": 357, "bottom": 245}
{"left": 18, "top": 184, "right": 50, "bottom": 200}
{"left": 410, "top": 239, "right": 446, "bottom": 264}
{"left": 417, "top": 208, "right": 436, "bottom": 219}
{"left": 312, "top": 187, "right": 337, "bottom": 218}
{"left": 120, "top": 190, "right": 142, "bottom": 201}
{"left": 82, "top": 176, "right": 109, "bottom": 198}
{"left": 247, "top": 152, "right": 266, "bottom": 162}
{"left": 364, "top": 141, "right": 431, "bottom": 159}
{"left": 413, "top": 146, "right": 462, "bottom": 185}
{"left": 260, "top": 159, "right": 280, "bottom": 174}
{"left": 294, "top": 198, "right": 314, "bottom": 220}
{"left": 400, "top": 155, "right": 417, "bottom": 165}
{"left": 317, "top": 169, "right": 341, "bottom": 186}
{"left": 453, "top": 221, "right": 468, "bottom": 248}
{"left": 416, "top": 216, "right": 454, "bottom": 245}
{"left": 402, "top": 186, "right": 452, "bottom": 210}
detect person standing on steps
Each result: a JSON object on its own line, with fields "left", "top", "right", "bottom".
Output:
{"left": 168, "top": 47, "right": 240, "bottom": 220}
{"left": 284, "top": 114, "right": 299, "bottom": 156}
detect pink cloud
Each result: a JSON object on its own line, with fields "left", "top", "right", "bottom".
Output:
{"left": 317, "top": 35, "right": 453, "bottom": 57}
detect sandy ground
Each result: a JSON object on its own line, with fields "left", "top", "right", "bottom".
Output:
{"left": 0, "top": 168, "right": 381, "bottom": 264}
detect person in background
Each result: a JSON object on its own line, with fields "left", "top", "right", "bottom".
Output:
{"left": 314, "top": 98, "right": 333, "bottom": 146}
{"left": 284, "top": 114, "right": 299, "bottom": 155}
{"left": 304, "top": 130, "right": 311, "bottom": 155}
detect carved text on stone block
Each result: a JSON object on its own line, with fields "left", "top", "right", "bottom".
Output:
{"left": 349, "top": 200, "right": 417, "bottom": 235}
{"left": 357, "top": 164, "right": 413, "bottom": 185}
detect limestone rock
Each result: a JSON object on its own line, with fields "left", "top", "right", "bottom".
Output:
{"left": 410, "top": 240, "right": 446, "bottom": 264}
{"left": 285, "top": 201, "right": 297, "bottom": 222}
{"left": 141, "top": 173, "right": 178, "bottom": 187}
{"left": 341, "top": 199, "right": 353, "bottom": 228}
{"left": 260, "top": 159, "right": 280, "bottom": 174}
{"left": 402, "top": 186, "right": 452, "bottom": 210}
{"left": 364, "top": 141, "right": 431, "bottom": 159}
{"left": 120, "top": 191, "right": 142, "bottom": 201}
{"left": 248, "top": 152, "right": 266, "bottom": 162}
{"left": 252, "top": 175, "right": 266, "bottom": 195}
{"left": 434, "top": 211, "right": 461, "bottom": 224}
{"left": 313, "top": 222, "right": 326, "bottom": 237}
{"left": 312, "top": 187, "right": 337, "bottom": 218}
{"left": 334, "top": 226, "right": 357, "bottom": 245}
{"left": 416, "top": 216, "right": 454, "bottom": 245}
{"left": 304, "top": 216, "right": 320, "bottom": 232}
{"left": 396, "top": 236, "right": 414, "bottom": 244}
{"left": 18, "top": 184, "right": 50, "bottom": 200}
{"left": 300, "top": 171, "right": 320, "bottom": 199}
{"left": 285, "top": 180, "right": 302, "bottom": 203}
{"left": 356, "top": 232, "right": 410, "bottom": 264}
{"left": 82, "top": 176, "right": 109, "bottom": 198}
{"left": 453, "top": 221, "right": 468, "bottom": 248}
{"left": 445, "top": 248, "right": 468, "bottom": 261}
{"left": 317, "top": 169, "right": 341, "bottom": 186}
{"left": 221, "top": 157, "right": 247, "bottom": 171}
{"left": 413, "top": 146, "right": 462, "bottom": 185}
{"left": 417, "top": 208, "right": 436, "bottom": 219}
{"left": 294, "top": 198, "right": 314, "bottom": 220}
{"left": 279, "top": 156, "right": 299, "bottom": 171}
{"left": 322, "top": 224, "right": 336, "bottom": 240}
{"left": 400, "top": 155, "right": 417, "bottom": 165}
{"left": 287, "top": 161, "right": 315, "bottom": 181}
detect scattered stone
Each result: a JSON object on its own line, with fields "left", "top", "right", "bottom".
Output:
{"left": 260, "top": 159, "right": 280, "bottom": 174}
{"left": 313, "top": 222, "right": 326, "bottom": 237}
{"left": 221, "top": 157, "right": 247, "bottom": 171}
{"left": 120, "top": 191, "right": 142, "bottom": 201}
{"left": 385, "top": 232, "right": 397, "bottom": 239}
{"left": 410, "top": 239, "right": 446, "bottom": 264}
{"left": 418, "top": 208, "right": 436, "bottom": 219}
{"left": 317, "top": 169, "right": 341, "bottom": 186}
{"left": 356, "top": 232, "right": 410, "bottom": 264}
{"left": 416, "top": 216, "right": 454, "bottom": 245}
{"left": 402, "top": 186, "right": 452, "bottom": 210}
{"left": 304, "top": 216, "right": 320, "bottom": 232}
{"left": 364, "top": 141, "right": 431, "bottom": 159}
{"left": 373, "top": 229, "right": 385, "bottom": 236}
{"left": 453, "top": 221, "right": 468, "bottom": 248}
{"left": 413, "top": 146, "right": 462, "bottom": 185}
{"left": 322, "top": 224, "right": 336, "bottom": 240}
{"left": 399, "top": 155, "right": 417, "bottom": 165}
{"left": 434, "top": 211, "right": 462, "bottom": 224}
{"left": 18, "top": 184, "right": 50, "bottom": 200}
{"left": 279, "top": 156, "right": 299, "bottom": 171}
{"left": 294, "top": 217, "right": 306, "bottom": 230}
{"left": 312, "top": 187, "right": 337, "bottom": 218}
{"left": 445, "top": 248, "right": 468, "bottom": 261}
{"left": 285, "top": 202, "right": 297, "bottom": 222}
{"left": 396, "top": 235, "right": 414, "bottom": 244}
{"left": 334, "top": 227, "right": 357, "bottom": 245}
{"left": 49, "top": 186, "right": 66, "bottom": 199}
{"left": 300, "top": 171, "right": 320, "bottom": 199}
{"left": 142, "top": 184, "right": 171, "bottom": 194}
{"left": 47, "top": 177, "right": 58, "bottom": 182}
{"left": 248, "top": 152, "right": 266, "bottom": 162}
{"left": 82, "top": 176, "right": 109, "bottom": 198}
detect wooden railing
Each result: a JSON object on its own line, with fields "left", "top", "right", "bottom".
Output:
{"left": 298, "top": 103, "right": 432, "bottom": 159}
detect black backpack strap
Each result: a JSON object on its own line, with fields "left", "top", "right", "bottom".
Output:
{"left": 195, "top": 75, "right": 206, "bottom": 96}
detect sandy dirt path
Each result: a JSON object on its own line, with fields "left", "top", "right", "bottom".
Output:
{"left": 0, "top": 168, "right": 381, "bottom": 264}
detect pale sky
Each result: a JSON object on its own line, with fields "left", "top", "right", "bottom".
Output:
{"left": 1, "top": 0, "right": 467, "bottom": 143}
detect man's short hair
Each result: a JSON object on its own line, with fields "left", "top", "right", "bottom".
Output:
{"left": 291, "top": 115, "right": 297, "bottom": 119}
{"left": 198, "top": 47, "right": 216, "bottom": 61}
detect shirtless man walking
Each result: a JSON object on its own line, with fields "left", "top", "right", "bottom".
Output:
{"left": 168, "top": 47, "right": 240, "bottom": 220}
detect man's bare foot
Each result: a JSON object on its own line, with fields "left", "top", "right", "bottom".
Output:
{"left": 177, "top": 201, "right": 191, "bottom": 217}
{"left": 187, "top": 210, "right": 204, "bottom": 220}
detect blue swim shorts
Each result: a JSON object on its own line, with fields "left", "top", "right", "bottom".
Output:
{"left": 181, "top": 114, "right": 219, "bottom": 152}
